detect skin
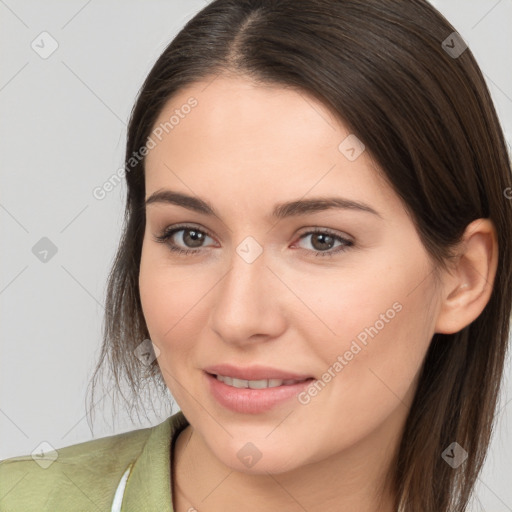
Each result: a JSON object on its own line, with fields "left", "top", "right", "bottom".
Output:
{"left": 138, "top": 74, "right": 498, "bottom": 512}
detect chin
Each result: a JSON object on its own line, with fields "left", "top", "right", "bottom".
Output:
{"left": 210, "top": 437, "right": 305, "bottom": 475}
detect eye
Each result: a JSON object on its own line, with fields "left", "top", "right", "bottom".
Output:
{"left": 153, "top": 224, "right": 216, "bottom": 256}
{"left": 153, "top": 224, "right": 354, "bottom": 258}
{"left": 294, "top": 228, "right": 354, "bottom": 258}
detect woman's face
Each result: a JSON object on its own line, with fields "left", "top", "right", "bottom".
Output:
{"left": 139, "top": 74, "right": 442, "bottom": 474}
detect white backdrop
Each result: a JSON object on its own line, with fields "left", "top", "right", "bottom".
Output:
{"left": 1, "top": 1, "right": 511, "bottom": 510}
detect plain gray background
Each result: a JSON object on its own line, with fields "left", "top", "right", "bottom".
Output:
{"left": 1, "top": 1, "right": 511, "bottom": 510}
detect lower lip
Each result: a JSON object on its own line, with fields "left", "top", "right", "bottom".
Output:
{"left": 204, "top": 371, "right": 315, "bottom": 414}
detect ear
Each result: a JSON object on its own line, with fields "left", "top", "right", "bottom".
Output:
{"left": 434, "top": 218, "right": 498, "bottom": 334}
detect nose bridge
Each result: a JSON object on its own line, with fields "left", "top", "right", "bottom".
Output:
{"left": 211, "top": 235, "right": 282, "bottom": 341}
{"left": 221, "top": 234, "right": 268, "bottom": 307}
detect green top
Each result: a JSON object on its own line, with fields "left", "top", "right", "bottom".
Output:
{"left": 0, "top": 410, "right": 190, "bottom": 511}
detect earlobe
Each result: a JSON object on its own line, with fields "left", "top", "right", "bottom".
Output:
{"left": 434, "top": 218, "right": 498, "bottom": 335}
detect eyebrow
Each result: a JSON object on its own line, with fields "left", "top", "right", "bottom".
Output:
{"left": 144, "top": 189, "right": 383, "bottom": 220}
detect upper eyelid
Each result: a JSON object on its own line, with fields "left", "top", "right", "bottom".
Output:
{"left": 164, "top": 224, "right": 215, "bottom": 241}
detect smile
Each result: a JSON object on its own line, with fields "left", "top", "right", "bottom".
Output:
{"left": 214, "top": 374, "right": 311, "bottom": 389}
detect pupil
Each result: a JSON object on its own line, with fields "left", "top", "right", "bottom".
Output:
{"left": 313, "top": 233, "right": 333, "bottom": 251}
{"left": 184, "top": 229, "right": 204, "bottom": 248}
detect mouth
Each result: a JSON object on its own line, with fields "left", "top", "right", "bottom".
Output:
{"left": 207, "top": 372, "right": 315, "bottom": 389}
{"left": 203, "top": 370, "right": 316, "bottom": 414}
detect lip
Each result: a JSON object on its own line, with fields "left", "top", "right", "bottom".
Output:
{"left": 204, "top": 371, "right": 315, "bottom": 414}
{"left": 203, "top": 363, "right": 314, "bottom": 381}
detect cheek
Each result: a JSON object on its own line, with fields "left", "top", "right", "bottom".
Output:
{"left": 138, "top": 252, "right": 215, "bottom": 395}
{"left": 284, "top": 266, "right": 436, "bottom": 461}
{"left": 139, "top": 266, "right": 192, "bottom": 402}
{"left": 139, "top": 237, "right": 206, "bottom": 332}
{"left": 139, "top": 268, "right": 207, "bottom": 346}
{"left": 292, "top": 251, "right": 436, "bottom": 403}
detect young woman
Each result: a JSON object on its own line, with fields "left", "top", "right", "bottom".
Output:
{"left": 1, "top": 1, "right": 511, "bottom": 511}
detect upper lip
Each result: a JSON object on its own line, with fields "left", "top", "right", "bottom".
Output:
{"left": 204, "top": 364, "right": 314, "bottom": 381}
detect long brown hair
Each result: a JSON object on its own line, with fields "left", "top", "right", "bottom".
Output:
{"left": 87, "top": 1, "right": 512, "bottom": 510}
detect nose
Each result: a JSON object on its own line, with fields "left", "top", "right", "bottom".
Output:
{"left": 209, "top": 243, "right": 287, "bottom": 346}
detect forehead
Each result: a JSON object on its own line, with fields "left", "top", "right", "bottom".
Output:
{"left": 148, "top": 74, "right": 345, "bottom": 158}
{"left": 144, "top": 75, "right": 401, "bottom": 218}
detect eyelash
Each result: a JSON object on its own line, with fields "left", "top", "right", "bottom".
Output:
{"left": 153, "top": 224, "right": 354, "bottom": 258}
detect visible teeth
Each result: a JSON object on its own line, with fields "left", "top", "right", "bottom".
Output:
{"left": 248, "top": 379, "right": 269, "bottom": 389}
{"left": 215, "top": 374, "right": 306, "bottom": 389}
{"left": 231, "top": 378, "right": 248, "bottom": 388}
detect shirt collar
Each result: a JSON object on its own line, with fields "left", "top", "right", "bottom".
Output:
{"left": 116, "top": 410, "right": 189, "bottom": 512}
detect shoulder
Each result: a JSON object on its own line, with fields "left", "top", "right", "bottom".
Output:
{"left": 0, "top": 412, "right": 185, "bottom": 511}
